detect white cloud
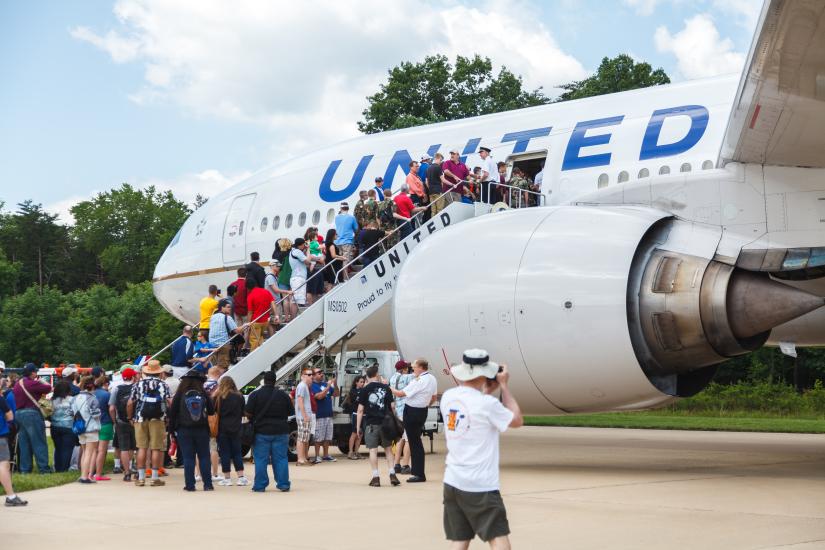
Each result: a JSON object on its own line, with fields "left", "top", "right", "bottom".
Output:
{"left": 654, "top": 13, "right": 745, "bottom": 79}
{"left": 623, "top": 0, "right": 661, "bottom": 16}
{"left": 71, "top": 0, "right": 587, "bottom": 156}
{"left": 44, "top": 169, "right": 250, "bottom": 225}
{"left": 712, "top": 0, "right": 762, "bottom": 30}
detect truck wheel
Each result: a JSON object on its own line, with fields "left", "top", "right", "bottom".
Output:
{"left": 335, "top": 423, "right": 353, "bottom": 455}
{"left": 288, "top": 419, "right": 298, "bottom": 462}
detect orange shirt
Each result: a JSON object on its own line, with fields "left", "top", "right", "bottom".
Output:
{"left": 406, "top": 172, "right": 425, "bottom": 199}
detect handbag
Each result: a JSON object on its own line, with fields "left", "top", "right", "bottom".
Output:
{"left": 381, "top": 408, "right": 404, "bottom": 442}
{"left": 18, "top": 378, "right": 53, "bottom": 419}
{"left": 208, "top": 396, "right": 220, "bottom": 438}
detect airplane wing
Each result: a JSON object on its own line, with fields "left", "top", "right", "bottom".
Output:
{"left": 720, "top": 0, "right": 825, "bottom": 167}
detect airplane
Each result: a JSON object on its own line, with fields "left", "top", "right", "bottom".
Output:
{"left": 153, "top": 0, "right": 825, "bottom": 414}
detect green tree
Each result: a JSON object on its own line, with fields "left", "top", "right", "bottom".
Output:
{"left": 359, "top": 54, "right": 549, "bottom": 133}
{"left": 556, "top": 54, "right": 670, "bottom": 102}
{"left": 0, "top": 201, "right": 74, "bottom": 293}
{"left": 58, "top": 285, "right": 122, "bottom": 366}
{"left": 70, "top": 184, "right": 190, "bottom": 288}
{"left": 0, "top": 285, "right": 69, "bottom": 366}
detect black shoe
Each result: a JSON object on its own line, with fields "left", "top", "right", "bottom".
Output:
{"left": 406, "top": 476, "right": 426, "bottom": 483}
{"left": 389, "top": 473, "right": 401, "bottom": 486}
{"left": 203, "top": 485, "right": 214, "bottom": 491}
{"left": 393, "top": 463, "right": 401, "bottom": 474}
{"left": 369, "top": 476, "right": 380, "bottom": 487}
{"left": 400, "top": 465, "right": 412, "bottom": 475}
{"left": 123, "top": 473, "right": 132, "bottom": 482}
{"left": 112, "top": 466, "right": 124, "bottom": 474}
{"left": 5, "top": 495, "right": 28, "bottom": 507}
{"left": 183, "top": 487, "right": 196, "bottom": 492}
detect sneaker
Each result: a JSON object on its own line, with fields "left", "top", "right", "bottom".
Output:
{"left": 211, "top": 474, "right": 224, "bottom": 482}
{"left": 159, "top": 469, "right": 169, "bottom": 477}
{"left": 311, "top": 457, "right": 322, "bottom": 464}
{"left": 123, "top": 473, "right": 132, "bottom": 482}
{"left": 236, "top": 476, "right": 249, "bottom": 486}
{"left": 94, "top": 475, "right": 111, "bottom": 481}
{"left": 112, "top": 466, "right": 124, "bottom": 474}
{"left": 369, "top": 476, "right": 380, "bottom": 487}
{"left": 321, "top": 456, "right": 337, "bottom": 462}
{"left": 218, "top": 478, "right": 233, "bottom": 486}
{"left": 77, "top": 478, "right": 95, "bottom": 484}
{"left": 195, "top": 475, "right": 202, "bottom": 481}
{"left": 149, "top": 478, "right": 166, "bottom": 487}
{"left": 394, "top": 463, "right": 401, "bottom": 473}
{"left": 389, "top": 473, "right": 401, "bottom": 486}
{"left": 134, "top": 478, "right": 145, "bottom": 487}
{"left": 400, "top": 465, "right": 412, "bottom": 475}
{"left": 4, "top": 496, "right": 28, "bottom": 507}
{"left": 348, "top": 453, "right": 358, "bottom": 460}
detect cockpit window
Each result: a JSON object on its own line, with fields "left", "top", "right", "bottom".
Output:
{"left": 169, "top": 227, "right": 182, "bottom": 247}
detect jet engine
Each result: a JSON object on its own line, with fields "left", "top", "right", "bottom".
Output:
{"left": 391, "top": 206, "right": 824, "bottom": 414}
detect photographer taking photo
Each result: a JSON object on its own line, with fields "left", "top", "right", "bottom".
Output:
{"left": 440, "top": 349, "right": 523, "bottom": 549}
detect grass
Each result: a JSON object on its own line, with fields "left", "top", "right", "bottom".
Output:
{"left": 2, "top": 439, "right": 115, "bottom": 496}
{"left": 524, "top": 412, "right": 825, "bottom": 433}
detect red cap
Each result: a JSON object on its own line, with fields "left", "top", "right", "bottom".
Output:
{"left": 121, "top": 368, "right": 137, "bottom": 379}
{"left": 395, "top": 360, "right": 411, "bottom": 371}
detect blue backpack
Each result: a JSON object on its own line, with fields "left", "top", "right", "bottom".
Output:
{"left": 72, "top": 398, "right": 88, "bottom": 435}
{"left": 183, "top": 389, "right": 207, "bottom": 422}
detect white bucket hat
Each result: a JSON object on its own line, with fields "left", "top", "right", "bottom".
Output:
{"left": 450, "top": 349, "right": 499, "bottom": 381}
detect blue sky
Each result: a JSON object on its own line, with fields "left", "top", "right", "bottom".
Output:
{"left": 0, "top": 0, "right": 760, "bottom": 222}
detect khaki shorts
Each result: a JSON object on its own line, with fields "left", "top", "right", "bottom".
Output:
{"left": 429, "top": 193, "right": 448, "bottom": 215}
{"left": 212, "top": 346, "right": 230, "bottom": 369}
{"left": 135, "top": 419, "right": 167, "bottom": 451}
{"left": 364, "top": 423, "right": 392, "bottom": 449}
{"left": 443, "top": 484, "right": 510, "bottom": 542}
{"left": 79, "top": 431, "right": 100, "bottom": 445}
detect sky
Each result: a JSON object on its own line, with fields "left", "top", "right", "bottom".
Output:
{"left": 0, "top": 0, "right": 762, "bottom": 223}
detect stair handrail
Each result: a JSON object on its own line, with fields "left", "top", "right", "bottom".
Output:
{"left": 333, "top": 187, "right": 459, "bottom": 282}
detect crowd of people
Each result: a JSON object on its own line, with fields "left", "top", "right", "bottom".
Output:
{"left": 1, "top": 346, "right": 524, "bottom": 548}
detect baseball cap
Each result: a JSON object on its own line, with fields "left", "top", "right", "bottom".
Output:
{"left": 121, "top": 368, "right": 137, "bottom": 380}
{"left": 340, "top": 201, "right": 349, "bottom": 210}
{"left": 395, "top": 360, "right": 411, "bottom": 371}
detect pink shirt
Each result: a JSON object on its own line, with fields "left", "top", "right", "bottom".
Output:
{"left": 442, "top": 160, "right": 468, "bottom": 193}
{"left": 406, "top": 172, "right": 425, "bottom": 198}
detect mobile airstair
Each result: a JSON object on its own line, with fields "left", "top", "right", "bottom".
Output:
{"left": 224, "top": 199, "right": 480, "bottom": 388}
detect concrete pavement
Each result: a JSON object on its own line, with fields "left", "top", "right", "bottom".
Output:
{"left": 3, "top": 426, "right": 824, "bottom": 549}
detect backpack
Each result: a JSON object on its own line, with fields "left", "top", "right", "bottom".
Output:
{"left": 72, "top": 395, "right": 90, "bottom": 435}
{"left": 139, "top": 381, "right": 164, "bottom": 420}
{"left": 183, "top": 389, "right": 207, "bottom": 423}
{"left": 115, "top": 384, "right": 132, "bottom": 422}
{"left": 379, "top": 201, "right": 395, "bottom": 227}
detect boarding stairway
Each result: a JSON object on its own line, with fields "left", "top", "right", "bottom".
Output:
{"left": 224, "top": 199, "right": 482, "bottom": 389}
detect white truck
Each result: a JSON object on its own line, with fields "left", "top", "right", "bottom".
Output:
{"left": 330, "top": 349, "right": 441, "bottom": 455}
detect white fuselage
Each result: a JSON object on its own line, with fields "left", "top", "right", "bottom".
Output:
{"left": 154, "top": 74, "right": 742, "bottom": 340}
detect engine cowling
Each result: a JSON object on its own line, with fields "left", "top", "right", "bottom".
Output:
{"left": 392, "top": 206, "right": 824, "bottom": 414}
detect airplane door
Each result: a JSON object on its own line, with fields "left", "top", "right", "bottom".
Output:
{"left": 222, "top": 193, "right": 256, "bottom": 265}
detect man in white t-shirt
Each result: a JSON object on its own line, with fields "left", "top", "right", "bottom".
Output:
{"left": 440, "top": 349, "right": 523, "bottom": 548}
{"left": 470, "top": 146, "right": 497, "bottom": 204}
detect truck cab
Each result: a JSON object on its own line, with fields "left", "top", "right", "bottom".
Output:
{"left": 331, "top": 349, "right": 441, "bottom": 455}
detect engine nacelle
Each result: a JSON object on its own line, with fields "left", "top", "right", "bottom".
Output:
{"left": 392, "top": 206, "right": 823, "bottom": 414}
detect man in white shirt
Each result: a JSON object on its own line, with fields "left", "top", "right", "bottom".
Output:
{"left": 439, "top": 349, "right": 523, "bottom": 548}
{"left": 471, "top": 146, "right": 498, "bottom": 203}
{"left": 390, "top": 358, "right": 437, "bottom": 482}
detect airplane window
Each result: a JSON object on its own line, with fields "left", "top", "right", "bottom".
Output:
{"left": 285, "top": 214, "right": 293, "bottom": 228}
{"left": 702, "top": 160, "right": 714, "bottom": 170}
{"left": 638, "top": 168, "right": 649, "bottom": 178}
{"left": 327, "top": 208, "right": 335, "bottom": 223}
{"left": 272, "top": 215, "right": 280, "bottom": 230}
{"left": 680, "top": 163, "right": 691, "bottom": 173}
{"left": 618, "top": 171, "right": 629, "bottom": 183}
{"left": 298, "top": 212, "right": 307, "bottom": 227}
{"left": 312, "top": 210, "right": 320, "bottom": 225}
{"left": 260, "top": 217, "right": 268, "bottom": 232}
{"left": 597, "top": 173, "right": 609, "bottom": 189}
{"left": 659, "top": 166, "right": 670, "bottom": 175}
{"left": 238, "top": 221, "right": 245, "bottom": 236}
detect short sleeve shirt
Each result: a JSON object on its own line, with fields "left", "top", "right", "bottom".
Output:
{"left": 289, "top": 249, "right": 308, "bottom": 280}
{"left": 0, "top": 394, "right": 10, "bottom": 436}
{"left": 129, "top": 377, "right": 171, "bottom": 422}
{"left": 294, "top": 381, "right": 313, "bottom": 419}
{"left": 208, "top": 312, "right": 237, "bottom": 346}
{"left": 426, "top": 163, "right": 444, "bottom": 194}
{"left": 440, "top": 386, "right": 513, "bottom": 492}
{"left": 394, "top": 193, "right": 415, "bottom": 219}
{"left": 311, "top": 382, "right": 334, "bottom": 418}
{"left": 247, "top": 287, "right": 274, "bottom": 323}
{"left": 358, "top": 381, "right": 394, "bottom": 426}
{"left": 199, "top": 296, "right": 219, "bottom": 329}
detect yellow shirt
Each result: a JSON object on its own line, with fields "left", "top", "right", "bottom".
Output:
{"left": 199, "top": 296, "right": 219, "bottom": 329}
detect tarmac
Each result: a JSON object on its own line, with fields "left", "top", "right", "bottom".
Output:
{"left": 3, "top": 426, "right": 825, "bottom": 549}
